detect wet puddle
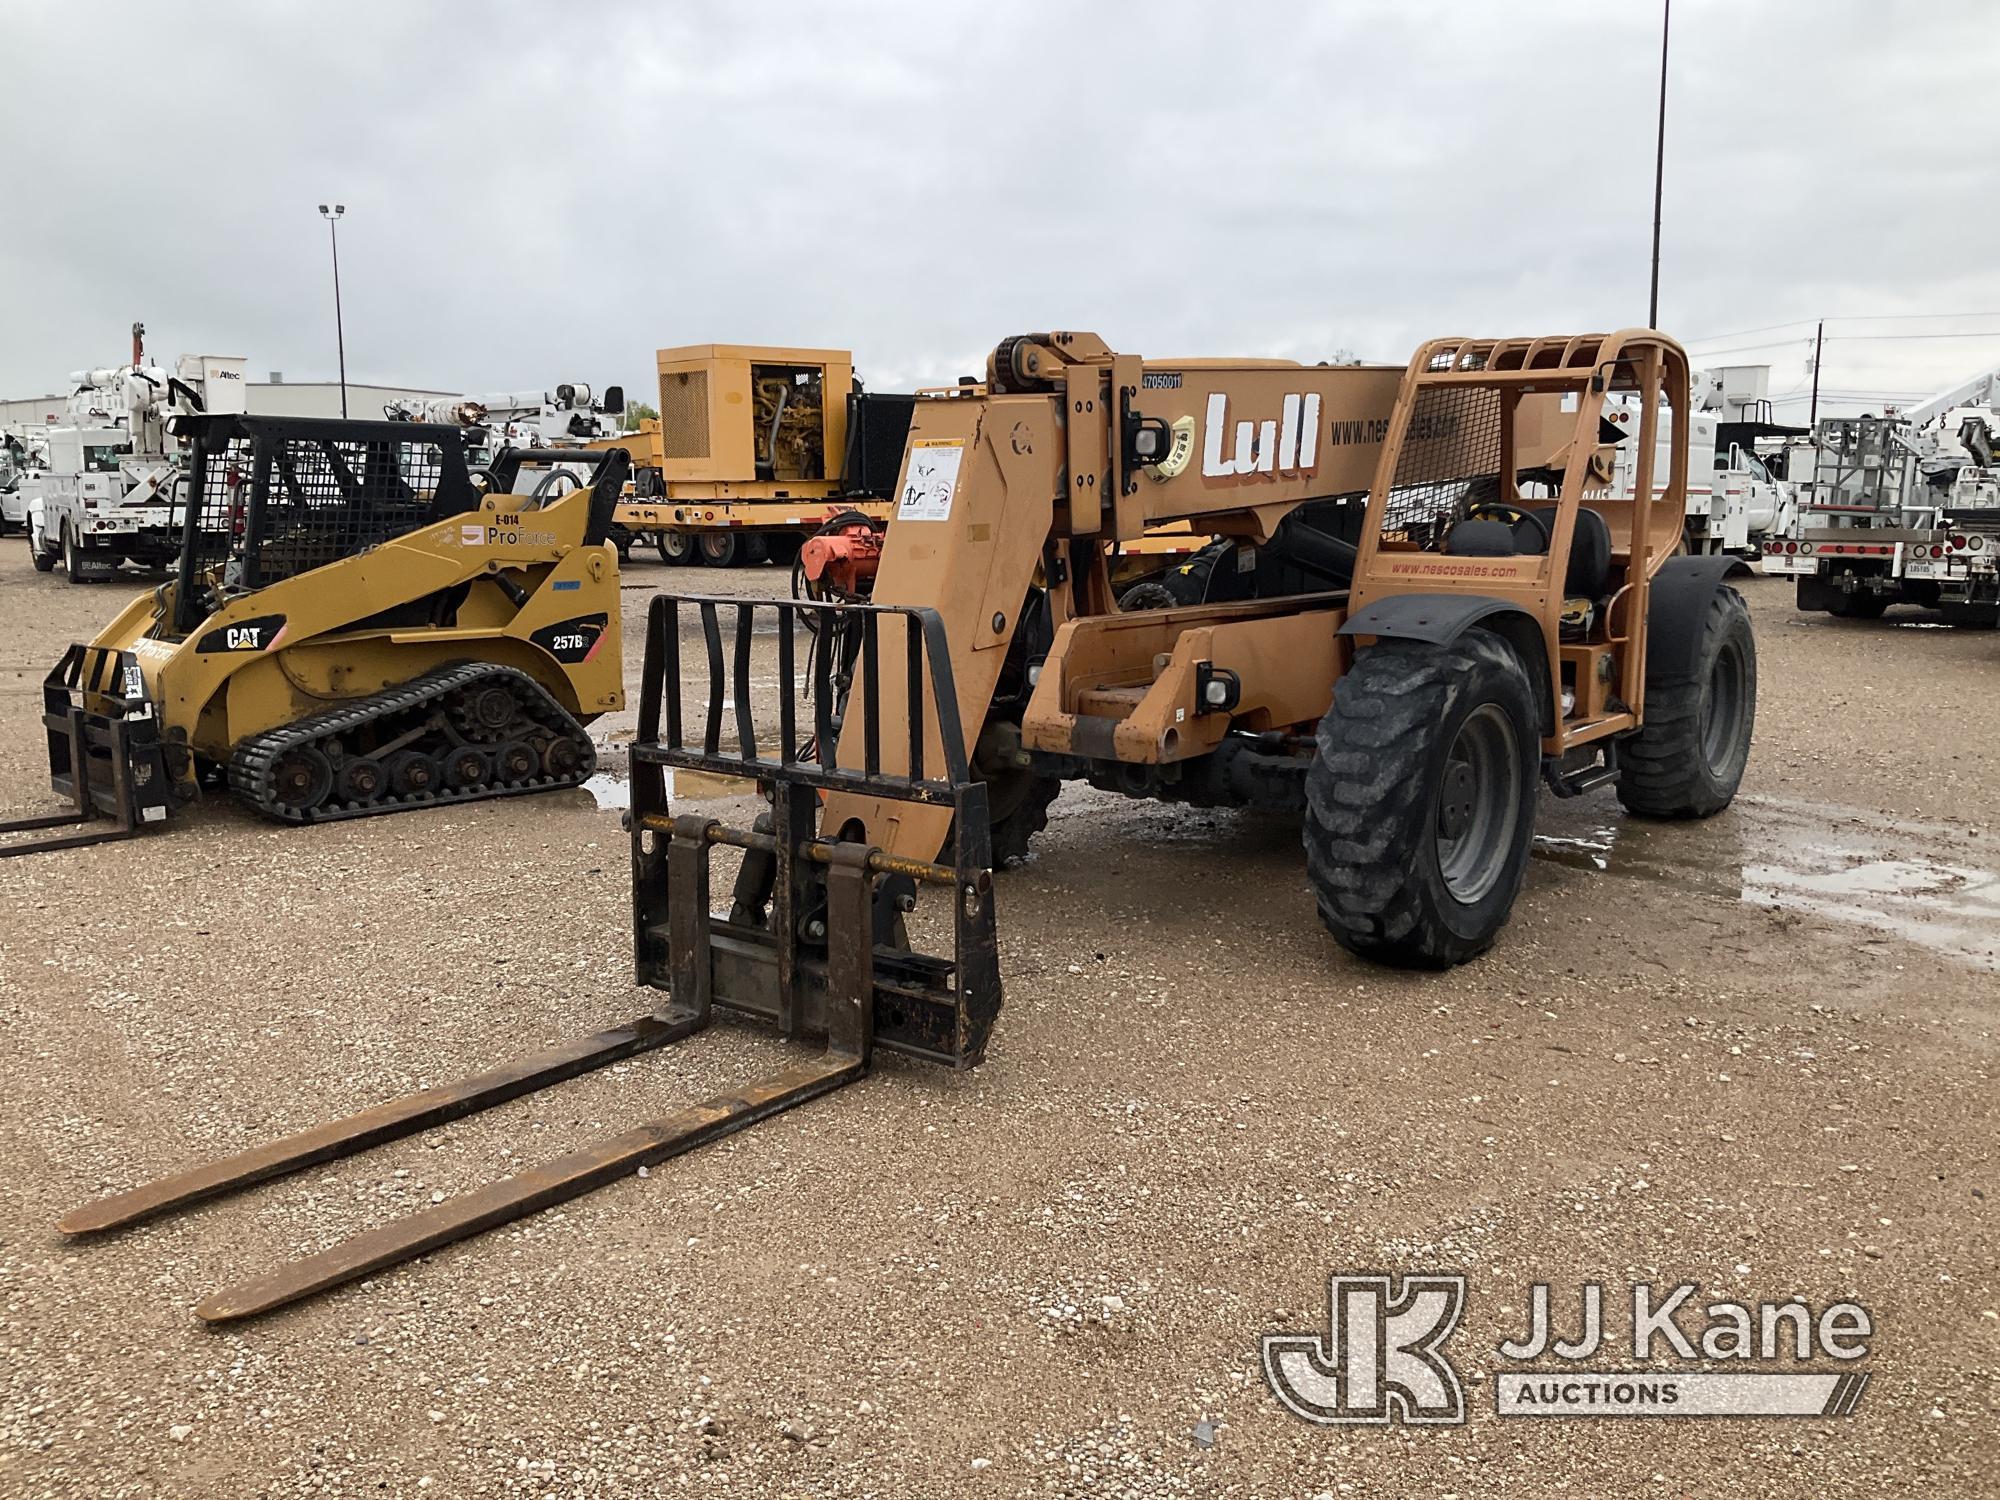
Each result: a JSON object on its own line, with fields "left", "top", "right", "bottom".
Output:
{"left": 1531, "top": 798, "right": 2000, "bottom": 970}
{"left": 584, "top": 771, "right": 633, "bottom": 811}
{"left": 579, "top": 766, "right": 757, "bottom": 813}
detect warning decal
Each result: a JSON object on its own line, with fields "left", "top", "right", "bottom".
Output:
{"left": 897, "top": 439, "right": 964, "bottom": 522}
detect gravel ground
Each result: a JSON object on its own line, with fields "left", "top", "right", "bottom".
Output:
{"left": 0, "top": 542, "right": 1994, "bottom": 1498}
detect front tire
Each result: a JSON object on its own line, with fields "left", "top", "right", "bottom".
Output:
{"left": 698, "top": 532, "right": 740, "bottom": 568}
{"left": 1618, "top": 585, "right": 1755, "bottom": 819}
{"left": 30, "top": 516, "right": 56, "bottom": 572}
{"left": 655, "top": 529, "right": 694, "bottom": 566}
{"left": 1305, "top": 631, "right": 1540, "bottom": 968}
{"left": 987, "top": 770, "right": 1059, "bottom": 867}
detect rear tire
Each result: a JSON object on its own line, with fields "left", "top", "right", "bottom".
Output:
{"left": 62, "top": 524, "right": 94, "bottom": 584}
{"left": 698, "top": 532, "right": 740, "bottom": 568}
{"left": 1827, "top": 591, "right": 1888, "bottom": 620}
{"left": 1304, "top": 632, "right": 1540, "bottom": 968}
{"left": 1618, "top": 585, "right": 1755, "bottom": 819}
{"left": 656, "top": 530, "right": 694, "bottom": 565}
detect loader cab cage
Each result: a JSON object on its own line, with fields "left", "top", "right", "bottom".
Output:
{"left": 171, "top": 414, "right": 481, "bottom": 635}
{"left": 1364, "top": 334, "right": 1686, "bottom": 582}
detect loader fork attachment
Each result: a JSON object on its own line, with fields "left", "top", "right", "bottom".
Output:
{"left": 59, "top": 593, "right": 999, "bottom": 1324}
{"left": 0, "top": 645, "right": 173, "bottom": 858}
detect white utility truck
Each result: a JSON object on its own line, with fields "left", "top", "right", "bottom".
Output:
{"left": 25, "top": 324, "right": 246, "bottom": 583}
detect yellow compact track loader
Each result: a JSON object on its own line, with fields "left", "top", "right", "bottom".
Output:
{"left": 0, "top": 413, "right": 630, "bottom": 857}
{"left": 61, "top": 329, "right": 1756, "bottom": 1323}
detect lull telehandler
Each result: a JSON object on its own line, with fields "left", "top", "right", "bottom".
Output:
{"left": 0, "top": 413, "right": 632, "bottom": 857}
{"left": 60, "top": 329, "right": 1755, "bottom": 1322}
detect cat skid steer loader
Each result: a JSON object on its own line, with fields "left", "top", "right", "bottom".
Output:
{"left": 61, "top": 330, "right": 1755, "bottom": 1322}
{"left": 0, "top": 414, "right": 631, "bottom": 857}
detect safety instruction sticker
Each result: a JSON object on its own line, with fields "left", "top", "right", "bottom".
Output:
{"left": 897, "top": 439, "right": 964, "bottom": 521}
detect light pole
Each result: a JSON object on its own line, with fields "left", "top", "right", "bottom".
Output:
{"left": 1647, "top": 0, "right": 1670, "bottom": 327}
{"left": 318, "top": 203, "right": 348, "bottom": 417}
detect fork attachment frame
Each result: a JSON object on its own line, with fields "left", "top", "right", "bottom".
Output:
{"left": 629, "top": 591, "right": 1002, "bottom": 1069}
{"left": 0, "top": 645, "right": 174, "bottom": 858}
{"left": 57, "top": 590, "right": 999, "bottom": 1324}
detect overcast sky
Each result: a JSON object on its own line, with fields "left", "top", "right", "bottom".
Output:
{"left": 4, "top": 2, "right": 1995, "bottom": 420}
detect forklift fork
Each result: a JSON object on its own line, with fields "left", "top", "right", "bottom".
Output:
{"left": 59, "top": 593, "right": 1000, "bottom": 1323}
{"left": 0, "top": 645, "right": 173, "bottom": 859}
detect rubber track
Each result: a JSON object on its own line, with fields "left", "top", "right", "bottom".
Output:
{"left": 227, "top": 663, "right": 596, "bottom": 825}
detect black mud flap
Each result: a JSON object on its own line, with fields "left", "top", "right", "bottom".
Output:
{"left": 0, "top": 644, "right": 175, "bottom": 858}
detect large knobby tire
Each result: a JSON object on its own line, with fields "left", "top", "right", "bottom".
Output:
{"left": 1304, "top": 631, "right": 1540, "bottom": 969}
{"left": 988, "top": 771, "right": 1059, "bottom": 867}
{"left": 1618, "top": 585, "right": 1756, "bottom": 819}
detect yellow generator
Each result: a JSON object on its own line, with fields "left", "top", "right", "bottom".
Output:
{"left": 599, "top": 344, "right": 913, "bottom": 567}
{"left": 0, "top": 414, "right": 630, "bottom": 857}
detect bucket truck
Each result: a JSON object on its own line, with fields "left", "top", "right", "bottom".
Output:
{"left": 24, "top": 324, "right": 246, "bottom": 583}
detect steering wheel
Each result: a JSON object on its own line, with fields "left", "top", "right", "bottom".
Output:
{"left": 1465, "top": 500, "right": 1550, "bottom": 551}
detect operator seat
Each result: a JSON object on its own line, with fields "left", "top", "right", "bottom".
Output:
{"left": 1441, "top": 505, "right": 1613, "bottom": 598}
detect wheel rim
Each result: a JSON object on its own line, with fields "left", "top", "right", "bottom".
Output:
{"left": 495, "top": 741, "right": 537, "bottom": 783}
{"left": 273, "top": 748, "right": 334, "bottom": 812}
{"left": 1434, "top": 703, "right": 1521, "bottom": 904}
{"left": 658, "top": 532, "right": 692, "bottom": 563}
{"left": 448, "top": 749, "right": 488, "bottom": 787}
{"left": 338, "top": 758, "right": 384, "bottom": 803}
{"left": 1701, "top": 638, "right": 1747, "bottom": 773}
{"left": 390, "top": 754, "right": 437, "bottom": 795}
{"left": 699, "top": 533, "right": 735, "bottom": 565}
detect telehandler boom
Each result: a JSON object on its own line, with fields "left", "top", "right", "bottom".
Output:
{"left": 60, "top": 329, "right": 1755, "bottom": 1322}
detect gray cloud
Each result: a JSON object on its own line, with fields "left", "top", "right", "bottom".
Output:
{"left": 3, "top": 1, "right": 1994, "bottom": 416}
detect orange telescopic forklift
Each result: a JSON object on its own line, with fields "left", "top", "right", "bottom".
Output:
{"left": 61, "top": 329, "right": 1752, "bottom": 1321}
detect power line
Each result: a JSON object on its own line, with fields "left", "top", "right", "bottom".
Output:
{"left": 1827, "top": 330, "right": 2000, "bottom": 342}
{"left": 1688, "top": 331, "right": 2000, "bottom": 360}
{"left": 1691, "top": 338, "right": 1815, "bottom": 359}
{"left": 1686, "top": 312, "right": 2000, "bottom": 346}
{"left": 1685, "top": 319, "right": 1819, "bottom": 346}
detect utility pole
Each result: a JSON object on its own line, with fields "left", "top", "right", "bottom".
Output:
{"left": 1808, "top": 320, "right": 1824, "bottom": 428}
{"left": 320, "top": 203, "right": 352, "bottom": 418}
{"left": 1647, "top": 0, "right": 1670, "bottom": 327}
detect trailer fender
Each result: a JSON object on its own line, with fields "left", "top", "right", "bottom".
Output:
{"left": 1643, "top": 555, "right": 1751, "bottom": 681}
{"left": 1339, "top": 594, "right": 1551, "bottom": 733}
